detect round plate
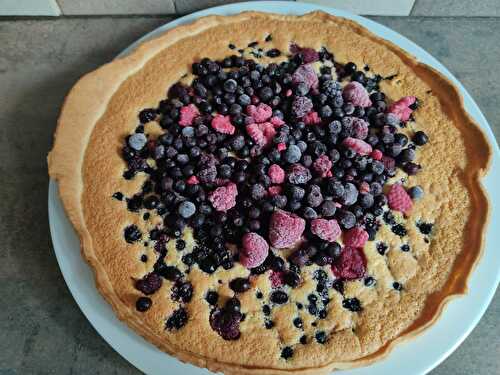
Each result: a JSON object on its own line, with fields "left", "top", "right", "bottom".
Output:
{"left": 48, "top": 2, "right": 500, "bottom": 374}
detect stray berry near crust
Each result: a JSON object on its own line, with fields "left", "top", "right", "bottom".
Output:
{"left": 116, "top": 40, "right": 430, "bottom": 352}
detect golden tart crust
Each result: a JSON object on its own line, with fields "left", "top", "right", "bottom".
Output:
{"left": 48, "top": 11, "right": 491, "bottom": 374}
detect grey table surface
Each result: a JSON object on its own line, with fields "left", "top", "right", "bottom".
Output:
{"left": 0, "top": 12, "right": 499, "bottom": 375}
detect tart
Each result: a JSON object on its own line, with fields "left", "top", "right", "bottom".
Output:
{"left": 48, "top": 11, "right": 491, "bottom": 374}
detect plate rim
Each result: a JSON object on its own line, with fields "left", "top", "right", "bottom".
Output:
{"left": 48, "top": 2, "right": 500, "bottom": 375}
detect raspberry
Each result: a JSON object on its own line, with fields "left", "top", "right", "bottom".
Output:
{"left": 268, "top": 164, "right": 285, "bottom": 184}
{"left": 285, "top": 89, "right": 293, "bottom": 97}
{"left": 186, "top": 175, "right": 199, "bottom": 185}
{"left": 387, "top": 96, "right": 416, "bottom": 121}
{"left": 211, "top": 114, "right": 235, "bottom": 134}
{"left": 292, "top": 63, "right": 319, "bottom": 91}
{"left": 268, "top": 185, "right": 283, "bottom": 196}
{"left": 370, "top": 149, "right": 383, "bottom": 160}
{"left": 290, "top": 44, "right": 320, "bottom": 63}
{"left": 269, "top": 271, "right": 285, "bottom": 288}
{"left": 239, "top": 232, "right": 269, "bottom": 269}
{"left": 178, "top": 104, "right": 200, "bottom": 126}
{"left": 310, "top": 219, "right": 341, "bottom": 242}
{"left": 344, "top": 227, "right": 369, "bottom": 248}
{"left": 342, "top": 137, "right": 372, "bottom": 156}
{"left": 342, "top": 81, "right": 372, "bottom": 108}
{"left": 332, "top": 246, "right": 366, "bottom": 280}
{"left": 269, "top": 210, "right": 306, "bottom": 249}
{"left": 303, "top": 111, "right": 321, "bottom": 125}
{"left": 246, "top": 103, "right": 273, "bottom": 123}
{"left": 387, "top": 184, "right": 413, "bottom": 213}
{"left": 287, "top": 163, "right": 312, "bottom": 185}
{"left": 270, "top": 116, "right": 285, "bottom": 127}
{"left": 312, "top": 155, "right": 332, "bottom": 177}
{"left": 277, "top": 142, "right": 287, "bottom": 152}
{"left": 351, "top": 118, "right": 369, "bottom": 139}
{"left": 208, "top": 182, "right": 238, "bottom": 212}
{"left": 246, "top": 122, "right": 276, "bottom": 147}
{"left": 292, "top": 96, "right": 313, "bottom": 118}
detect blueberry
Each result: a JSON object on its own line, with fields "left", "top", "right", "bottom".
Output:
{"left": 270, "top": 291, "right": 288, "bottom": 304}
{"left": 400, "top": 148, "right": 416, "bottom": 162}
{"left": 319, "top": 200, "right": 336, "bottom": 217}
{"left": 413, "top": 131, "right": 429, "bottom": 146}
{"left": 293, "top": 317, "right": 303, "bottom": 329}
{"left": 166, "top": 307, "right": 188, "bottom": 330}
{"left": 315, "top": 331, "right": 327, "bottom": 344}
{"left": 229, "top": 278, "right": 251, "bottom": 293}
{"left": 302, "top": 206, "right": 318, "bottom": 220}
{"left": 281, "top": 347, "right": 294, "bottom": 359}
{"left": 139, "top": 108, "right": 156, "bottom": 123}
{"left": 342, "top": 298, "right": 362, "bottom": 312}
{"left": 171, "top": 281, "right": 193, "bottom": 303}
{"left": 225, "top": 297, "right": 241, "bottom": 313}
{"left": 136, "top": 297, "right": 152, "bottom": 312}
{"left": 157, "top": 265, "right": 182, "bottom": 281}
{"left": 128, "top": 133, "right": 147, "bottom": 151}
{"left": 284, "top": 271, "right": 301, "bottom": 288}
{"left": 341, "top": 183, "right": 358, "bottom": 206}
{"left": 124, "top": 225, "right": 142, "bottom": 243}
{"left": 338, "top": 210, "right": 356, "bottom": 229}
{"left": 327, "top": 180, "right": 344, "bottom": 198}
{"left": 364, "top": 276, "right": 376, "bottom": 286}
{"left": 408, "top": 185, "right": 424, "bottom": 200}
{"left": 285, "top": 144, "right": 302, "bottom": 163}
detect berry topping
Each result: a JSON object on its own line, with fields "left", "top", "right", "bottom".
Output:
{"left": 287, "top": 163, "right": 312, "bottom": 185}
{"left": 268, "top": 164, "right": 285, "bottom": 184}
{"left": 312, "top": 155, "right": 332, "bottom": 177}
{"left": 269, "top": 271, "right": 285, "bottom": 288}
{"left": 178, "top": 104, "right": 199, "bottom": 126}
{"left": 135, "top": 273, "right": 162, "bottom": 295}
{"left": 246, "top": 103, "right": 272, "bottom": 123}
{"left": 387, "top": 96, "right": 417, "bottom": 121}
{"left": 310, "top": 219, "right": 341, "bottom": 242}
{"left": 124, "top": 225, "right": 142, "bottom": 243}
{"left": 290, "top": 44, "right": 320, "bottom": 63}
{"left": 208, "top": 182, "right": 238, "bottom": 211}
{"left": 136, "top": 297, "right": 152, "bottom": 312}
{"left": 211, "top": 114, "right": 235, "bottom": 134}
{"left": 343, "top": 227, "right": 369, "bottom": 248}
{"left": 269, "top": 210, "right": 306, "bottom": 249}
{"left": 292, "top": 63, "right": 318, "bottom": 90}
{"left": 342, "top": 137, "right": 372, "bottom": 156}
{"left": 128, "top": 133, "right": 147, "bottom": 151}
{"left": 166, "top": 307, "right": 188, "bottom": 330}
{"left": 342, "top": 297, "right": 362, "bottom": 312}
{"left": 332, "top": 247, "right": 366, "bottom": 280}
{"left": 387, "top": 184, "right": 413, "bottom": 213}
{"left": 292, "top": 96, "right": 314, "bottom": 118}
{"left": 239, "top": 232, "right": 269, "bottom": 269}
{"left": 210, "top": 308, "right": 242, "bottom": 340}
{"left": 342, "top": 81, "right": 372, "bottom": 107}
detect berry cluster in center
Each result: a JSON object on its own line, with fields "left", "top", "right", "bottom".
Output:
{"left": 120, "top": 40, "right": 429, "bottom": 350}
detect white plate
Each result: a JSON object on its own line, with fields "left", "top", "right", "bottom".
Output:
{"left": 48, "top": 2, "right": 500, "bottom": 374}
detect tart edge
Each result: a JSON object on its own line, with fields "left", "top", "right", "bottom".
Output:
{"left": 47, "top": 11, "right": 492, "bottom": 374}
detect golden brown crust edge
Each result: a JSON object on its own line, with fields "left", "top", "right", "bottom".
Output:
{"left": 48, "top": 11, "right": 492, "bottom": 374}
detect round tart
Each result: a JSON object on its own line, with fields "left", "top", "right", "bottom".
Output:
{"left": 48, "top": 11, "right": 491, "bottom": 374}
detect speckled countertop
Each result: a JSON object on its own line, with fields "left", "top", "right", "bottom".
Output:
{"left": 0, "top": 7, "right": 498, "bottom": 375}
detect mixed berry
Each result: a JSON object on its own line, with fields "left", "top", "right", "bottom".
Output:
{"left": 116, "top": 38, "right": 432, "bottom": 357}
